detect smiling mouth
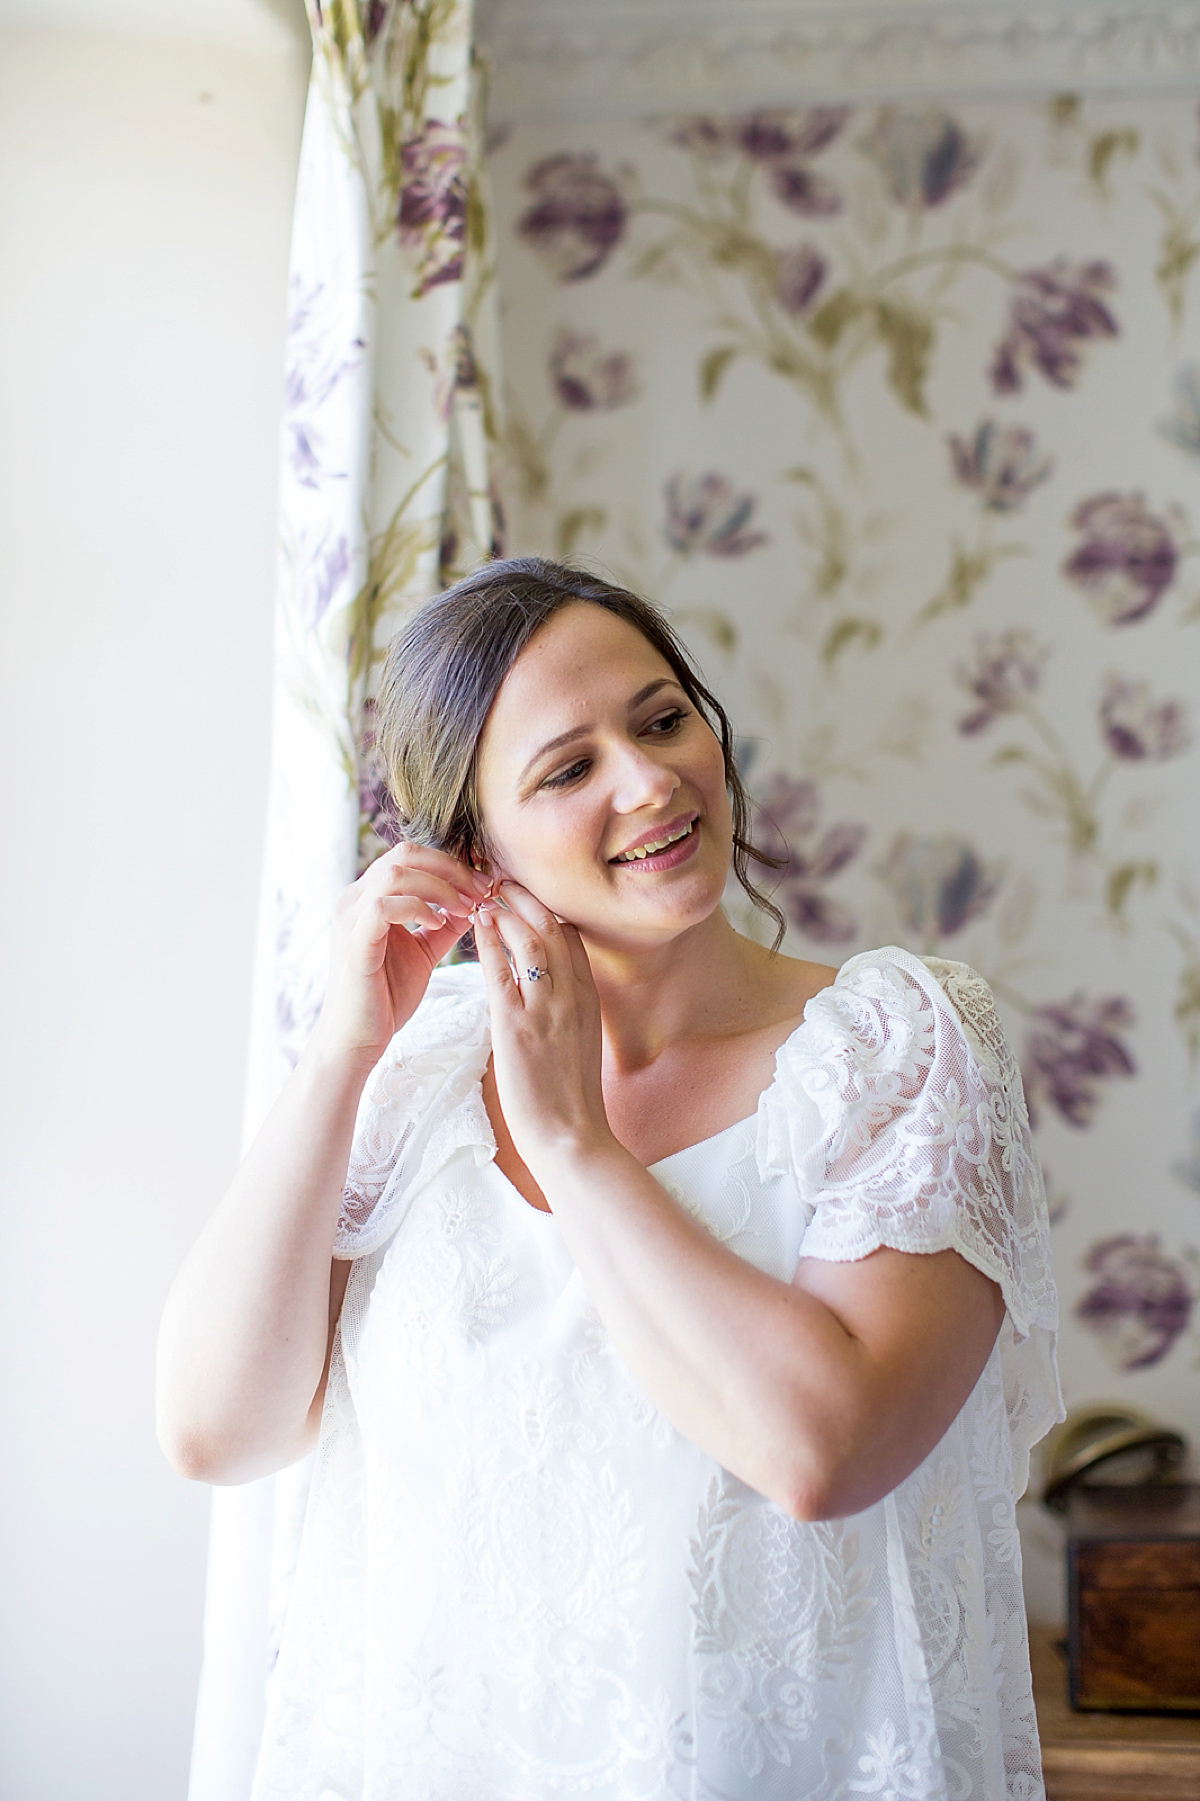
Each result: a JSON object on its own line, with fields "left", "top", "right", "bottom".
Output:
{"left": 610, "top": 817, "right": 698, "bottom": 864}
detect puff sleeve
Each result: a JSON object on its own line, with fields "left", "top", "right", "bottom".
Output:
{"left": 759, "top": 945, "right": 1062, "bottom": 1492}
{"left": 333, "top": 962, "right": 492, "bottom": 1259}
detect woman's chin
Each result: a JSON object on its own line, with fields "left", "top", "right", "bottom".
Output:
{"left": 577, "top": 874, "right": 729, "bottom": 950}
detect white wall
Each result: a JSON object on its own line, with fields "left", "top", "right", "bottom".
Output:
{"left": 0, "top": 27, "right": 308, "bottom": 1800}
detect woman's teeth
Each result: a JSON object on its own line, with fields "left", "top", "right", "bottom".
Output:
{"left": 613, "top": 822, "right": 693, "bottom": 862}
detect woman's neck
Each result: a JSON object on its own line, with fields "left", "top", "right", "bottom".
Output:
{"left": 581, "top": 907, "right": 791, "bottom": 1074}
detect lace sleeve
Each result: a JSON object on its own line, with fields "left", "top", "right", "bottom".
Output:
{"left": 763, "top": 946, "right": 1062, "bottom": 1490}
{"left": 333, "top": 964, "right": 491, "bottom": 1259}
{"left": 789, "top": 950, "right": 1056, "bottom": 1334}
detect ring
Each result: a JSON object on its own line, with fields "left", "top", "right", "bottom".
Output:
{"left": 525, "top": 966, "right": 547, "bottom": 982}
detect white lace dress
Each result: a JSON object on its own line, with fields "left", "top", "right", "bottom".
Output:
{"left": 252, "top": 945, "right": 1062, "bottom": 1801}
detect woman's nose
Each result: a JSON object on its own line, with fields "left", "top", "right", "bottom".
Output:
{"left": 610, "top": 744, "right": 681, "bottom": 813}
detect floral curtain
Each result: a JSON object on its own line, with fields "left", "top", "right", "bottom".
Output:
{"left": 189, "top": 5, "right": 497, "bottom": 1794}
{"left": 487, "top": 96, "right": 1200, "bottom": 1610}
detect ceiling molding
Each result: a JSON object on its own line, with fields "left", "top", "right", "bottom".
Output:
{"left": 478, "top": 0, "right": 1200, "bottom": 120}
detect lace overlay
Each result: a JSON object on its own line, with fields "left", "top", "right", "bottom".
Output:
{"left": 253, "top": 949, "right": 1061, "bottom": 1801}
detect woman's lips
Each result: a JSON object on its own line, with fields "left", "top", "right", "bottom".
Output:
{"left": 610, "top": 820, "right": 700, "bottom": 873}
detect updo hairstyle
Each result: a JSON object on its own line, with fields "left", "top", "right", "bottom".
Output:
{"left": 374, "top": 557, "right": 783, "bottom": 943}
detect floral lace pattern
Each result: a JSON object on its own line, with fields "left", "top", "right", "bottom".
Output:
{"left": 253, "top": 949, "right": 1060, "bottom": 1801}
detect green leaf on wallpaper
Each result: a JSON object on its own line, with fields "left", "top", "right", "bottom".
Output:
{"left": 1048, "top": 93, "right": 1082, "bottom": 129}
{"left": 1087, "top": 129, "right": 1139, "bottom": 198}
{"left": 675, "top": 607, "right": 738, "bottom": 653}
{"left": 699, "top": 345, "right": 738, "bottom": 401}
{"left": 629, "top": 240, "right": 676, "bottom": 282}
{"left": 822, "top": 617, "right": 881, "bottom": 667}
{"left": 1169, "top": 925, "right": 1200, "bottom": 1063}
{"left": 1149, "top": 187, "right": 1200, "bottom": 330}
{"left": 807, "top": 289, "right": 863, "bottom": 350}
{"left": 1107, "top": 859, "right": 1158, "bottom": 923}
{"left": 917, "top": 540, "right": 1025, "bottom": 626}
{"left": 872, "top": 300, "right": 934, "bottom": 417}
{"left": 556, "top": 506, "right": 607, "bottom": 558}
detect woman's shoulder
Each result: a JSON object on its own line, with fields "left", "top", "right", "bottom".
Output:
{"left": 780, "top": 944, "right": 1010, "bottom": 1076}
{"left": 759, "top": 945, "right": 1019, "bottom": 1167}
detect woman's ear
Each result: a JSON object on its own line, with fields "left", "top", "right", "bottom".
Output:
{"left": 470, "top": 846, "right": 498, "bottom": 898}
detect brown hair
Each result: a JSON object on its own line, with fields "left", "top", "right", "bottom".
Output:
{"left": 376, "top": 557, "right": 784, "bottom": 946}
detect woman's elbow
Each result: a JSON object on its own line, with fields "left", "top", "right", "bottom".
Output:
{"left": 156, "top": 1404, "right": 317, "bottom": 1486}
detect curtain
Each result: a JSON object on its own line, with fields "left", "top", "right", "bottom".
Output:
{"left": 189, "top": 5, "right": 497, "bottom": 1793}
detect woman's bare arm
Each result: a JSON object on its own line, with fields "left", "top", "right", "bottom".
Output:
{"left": 156, "top": 845, "right": 485, "bottom": 1486}
{"left": 529, "top": 1140, "right": 1003, "bottom": 1520}
{"left": 156, "top": 1045, "right": 364, "bottom": 1485}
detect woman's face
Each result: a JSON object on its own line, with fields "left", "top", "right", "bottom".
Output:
{"left": 474, "top": 603, "right": 733, "bottom": 949}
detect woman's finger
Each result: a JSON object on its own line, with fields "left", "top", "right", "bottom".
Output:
{"left": 480, "top": 900, "right": 552, "bottom": 996}
{"left": 360, "top": 866, "right": 476, "bottom": 919}
{"left": 356, "top": 892, "right": 453, "bottom": 940}
{"left": 365, "top": 840, "right": 488, "bottom": 905}
{"left": 472, "top": 904, "right": 521, "bottom": 1007}
{"left": 494, "top": 882, "right": 570, "bottom": 983}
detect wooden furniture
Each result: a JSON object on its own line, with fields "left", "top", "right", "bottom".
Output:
{"left": 1031, "top": 1628, "right": 1200, "bottom": 1800}
{"left": 1067, "top": 1486, "right": 1200, "bottom": 1712}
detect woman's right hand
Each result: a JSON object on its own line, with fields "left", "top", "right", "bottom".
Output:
{"left": 312, "top": 842, "right": 491, "bottom": 1068}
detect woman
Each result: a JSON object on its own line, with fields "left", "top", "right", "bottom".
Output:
{"left": 158, "top": 558, "right": 1061, "bottom": 1801}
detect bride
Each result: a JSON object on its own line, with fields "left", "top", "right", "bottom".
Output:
{"left": 158, "top": 556, "right": 1060, "bottom": 1800}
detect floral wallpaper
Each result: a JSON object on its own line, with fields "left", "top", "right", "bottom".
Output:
{"left": 486, "top": 92, "right": 1200, "bottom": 1583}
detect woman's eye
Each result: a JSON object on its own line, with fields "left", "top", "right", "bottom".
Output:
{"left": 645, "top": 709, "right": 688, "bottom": 736}
{"left": 542, "top": 758, "right": 591, "bottom": 790}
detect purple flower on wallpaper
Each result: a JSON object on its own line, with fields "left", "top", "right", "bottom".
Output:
{"left": 876, "top": 833, "right": 1001, "bottom": 943}
{"left": 663, "top": 472, "right": 768, "bottom": 558}
{"left": 753, "top": 775, "right": 865, "bottom": 944}
{"left": 1158, "top": 364, "right": 1200, "bottom": 459}
{"left": 1099, "top": 674, "right": 1191, "bottom": 762}
{"left": 956, "top": 629, "right": 1048, "bottom": 735}
{"left": 732, "top": 107, "right": 849, "bottom": 163}
{"left": 517, "top": 153, "right": 628, "bottom": 282}
{"left": 669, "top": 109, "right": 846, "bottom": 213}
{"left": 947, "top": 421, "right": 1054, "bottom": 513}
{"left": 990, "top": 258, "right": 1118, "bottom": 394}
{"left": 775, "top": 245, "right": 828, "bottom": 315}
{"left": 769, "top": 164, "right": 843, "bottom": 218}
{"left": 397, "top": 118, "right": 467, "bottom": 295}
{"left": 1023, "top": 993, "right": 1136, "bottom": 1128}
{"left": 1062, "top": 492, "right": 1178, "bottom": 625}
{"left": 549, "top": 330, "right": 637, "bottom": 411}
{"left": 356, "top": 699, "right": 402, "bottom": 854}
{"left": 1076, "top": 1235, "right": 1193, "bottom": 1370}
{"left": 667, "top": 116, "right": 730, "bottom": 159}
{"left": 858, "top": 108, "right": 984, "bottom": 208}
{"left": 364, "top": 0, "right": 388, "bottom": 45}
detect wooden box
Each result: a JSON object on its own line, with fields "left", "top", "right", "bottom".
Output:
{"left": 1067, "top": 1485, "right": 1200, "bottom": 1713}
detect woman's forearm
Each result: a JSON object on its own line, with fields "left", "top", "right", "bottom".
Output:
{"left": 534, "top": 1140, "right": 1003, "bottom": 1520}
{"left": 155, "top": 1036, "right": 371, "bottom": 1485}
{"left": 534, "top": 1140, "right": 863, "bottom": 1516}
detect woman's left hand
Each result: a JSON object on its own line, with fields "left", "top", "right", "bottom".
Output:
{"left": 472, "top": 882, "right": 614, "bottom": 1175}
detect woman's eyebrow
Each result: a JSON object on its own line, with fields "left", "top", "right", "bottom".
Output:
{"left": 518, "top": 679, "right": 679, "bottom": 785}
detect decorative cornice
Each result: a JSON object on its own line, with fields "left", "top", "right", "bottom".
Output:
{"left": 478, "top": 0, "right": 1200, "bottom": 120}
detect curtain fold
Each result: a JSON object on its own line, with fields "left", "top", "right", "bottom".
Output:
{"left": 189, "top": 6, "right": 497, "bottom": 1793}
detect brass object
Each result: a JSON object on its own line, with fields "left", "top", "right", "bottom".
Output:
{"left": 1042, "top": 1404, "right": 1187, "bottom": 1515}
